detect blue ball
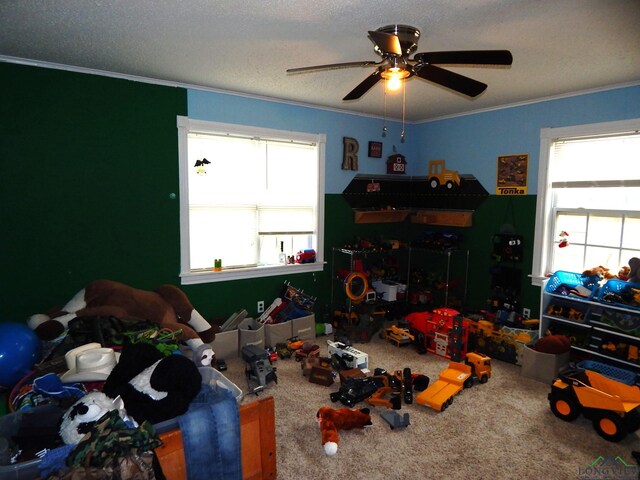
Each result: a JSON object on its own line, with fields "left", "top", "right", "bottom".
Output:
{"left": 0, "top": 322, "right": 42, "bottom": 389}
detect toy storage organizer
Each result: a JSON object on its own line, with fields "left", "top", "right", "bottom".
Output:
{"left": 331, "top": 246, "right": 470, "bottom": 314}
{"left": 540, "top": 271, "right": 640, "bottom": 375}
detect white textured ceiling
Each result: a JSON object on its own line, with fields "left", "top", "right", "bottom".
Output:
{"left": 1, "top": 0, "right": 639, "bottom": 122}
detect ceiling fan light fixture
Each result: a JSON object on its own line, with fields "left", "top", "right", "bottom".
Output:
{"left": 381, "top": 67, "right": 410, "bottom": 91}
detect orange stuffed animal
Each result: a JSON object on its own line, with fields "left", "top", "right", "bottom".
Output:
{"left": 316, "top": 406, "right": 372, "bottom": 456}
{"left": 582, "top": 266, "right": 615, "bottom": 281}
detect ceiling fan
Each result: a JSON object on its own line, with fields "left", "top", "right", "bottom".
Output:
{"left": 287, "top": 24, "right": 513, "bottom": 101}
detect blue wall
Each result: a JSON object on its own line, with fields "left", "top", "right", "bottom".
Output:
{"left": 189, "top": 85, "right": 640, "bottom": 195}
{"left": 188, "top": 89, "right": 417, "bottom": 194}
{"left": 413, "top": 85, "right": 640, "bottom": 192}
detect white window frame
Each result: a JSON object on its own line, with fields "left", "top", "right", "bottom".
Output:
{"left": 177, "top": 116, "right": 326, "bottom": 285}
{"left": 532, "top": 118, "right": 640, "bottom": 286}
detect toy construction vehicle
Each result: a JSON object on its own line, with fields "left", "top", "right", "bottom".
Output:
{"left": 465, "top": 352, "right": 492, "bottom": 384}
{"left": 366, "top": 386, "right": 401, "bottom": 409}
{"left": 275, "top": 342, "right": 292, "bottom": 359}
{"left": 242, "top": 344, "right": 277, "bottom": 394}
{"left": 287, "top": 336, "right": 305, "bottom": 352}
{"left": 548, "top": 364, "right": 640, "bottom": 442}
{"left": 381, "top": 325, "right": 415, "bottom": 347}
{"left": 415, "top": 352, "right": 491, "bottom": 412}
{"left": 330, "top": 376, "right": 379, "bottom": 407}
{"left": 294, "top": 342, "right": 320, "bottom": 362}
{"left": 327, "top": 340, "right": 369, "bottom": 373}
{"left": 415, "top": 361, "right": 471, "bottom": 412}
{"left": 427, "top": 159, "right": 460, "bottom": 189}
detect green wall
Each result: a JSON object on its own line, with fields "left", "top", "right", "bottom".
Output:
{"left": 1, "top": 62, "right": 539, "bottom": 328}
{"left": 2, "top": 63, "right": 185, "bottom": 316}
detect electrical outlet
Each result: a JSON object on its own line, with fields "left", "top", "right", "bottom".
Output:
{"left": 523, "top": 308, "right": 531, "bottom": 319}
{"left": 257, "top": 300, "right": 265, "bottom": 313}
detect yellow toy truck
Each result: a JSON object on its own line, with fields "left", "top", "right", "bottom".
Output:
{"left": 427, "top": 159, "right": 461, "bottom": 189}
{"left": 548, "top": 363, "right": 640, "bottom": 442}
{"left": 381, "top": 325, "right": 415, "bottom": 347}
{"left": 465, "top": 351, "right": 492, "bottom": 384}
{"left": 415, "top": 352, "right": 492, "bottom": 412}
{"left": 415, "top": 361, "right": 470, "bottom": 411}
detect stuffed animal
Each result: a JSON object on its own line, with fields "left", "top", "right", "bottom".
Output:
{"left": 582, "top": 266, "right": 615, "bottom": 281}
{"left": 59, "top": 391, "right": 131, "bottom": 444}
{"left": 534, "top": 330, "right": 571, "bottom": 355}
{"left": 628, "top": 257, "right": 640, "bottom": 284}
{"left": 102, "top": 342, "right": 202, "bottom": 425}
{"left": 617, "top": 265, "right": 631, "bottom": 281}
{"left": 28, "top": 279, "right": 216, "bottom": 363}
{"left": 315, "top": 406, "right": 372, "bottom": 456}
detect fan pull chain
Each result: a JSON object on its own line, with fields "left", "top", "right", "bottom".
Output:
{"left": 400, "top": 79, "right": 406, "bottom": 143}
{"left": 382, "top": 79, "right": 388, "bottom": 138}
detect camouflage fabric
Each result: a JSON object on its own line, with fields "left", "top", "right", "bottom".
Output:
{"left": 67, "top": 410, "right": 162, "bottom": 469}
{"left": 49, "top": 453, "right": 157, "bottom": 479}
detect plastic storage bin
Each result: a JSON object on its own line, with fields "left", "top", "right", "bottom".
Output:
{"left": 544, "top": 270, "right": 599, "bottom": 299}
{"left": 576, "top": 360, "right": 638, "bottom": 386}
{"left": 0, "top": 406, "right": 57, "bottom": 480}
{"left": 0, "top": 369, "right": 242, "bottom": 480}
{"left": 597, "top": 279, "right": 640, "bottom": 310}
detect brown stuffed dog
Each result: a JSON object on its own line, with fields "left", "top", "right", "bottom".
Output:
{"left": 316, "top": 406, "right": 372, "bottom": 456}
{"left": 28, "top": 279, "right": 216, "bottom": 365}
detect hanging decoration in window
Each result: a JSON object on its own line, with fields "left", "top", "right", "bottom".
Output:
{"left": 194, "top": 158, "right": 211, "bottom": 175}
{"left": 558, "top": 231, "right": 569, "bottom": 248}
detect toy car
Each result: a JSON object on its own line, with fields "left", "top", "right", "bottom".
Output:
{"left": 294, "top": 342, "right": 320, "bottom": 361}
{"left": 275, "top": 342, "right": 292, "bottom": 359}
{"left": 287, "top": 336, "right": 305, "bottom": 352}
{"left": 267, "top": 347, "right": 278, "bottom": 362}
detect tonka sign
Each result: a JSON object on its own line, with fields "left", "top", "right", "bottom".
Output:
{"left": 496, "top": 154, "right": 528, "bottom": 195}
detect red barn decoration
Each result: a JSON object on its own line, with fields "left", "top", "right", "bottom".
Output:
{"left": 386, "top": 153, "right": 406, "bottom": 174}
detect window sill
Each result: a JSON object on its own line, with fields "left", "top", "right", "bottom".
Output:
{"left": 180, "top": 262, "right": 325, "bottom": 285}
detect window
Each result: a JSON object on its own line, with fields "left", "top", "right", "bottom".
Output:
{"left": 532, "top": 119, "right": 640, "bottom": 286}
{"left": 177, "top": 117, "right": 325, "bottom": 284}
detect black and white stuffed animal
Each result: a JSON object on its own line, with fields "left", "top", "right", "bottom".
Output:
{"left": 59, "top": 391, "right": 130, "bottom": 445}
{"left": 103, "top": 342, "right": 202, "bottom": 425}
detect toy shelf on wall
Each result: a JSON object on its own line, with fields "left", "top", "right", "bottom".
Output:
{"left": 342, "top": 174, "right": 488, "bottom": 225}
{"left": 354, "top": 209, "right": 410, "bottom": 224}
{"left": 540, "top": 271, "right": 640, "bottom": 374}
{"left": 410, "top": 210, "right": 473, "bottom": 227}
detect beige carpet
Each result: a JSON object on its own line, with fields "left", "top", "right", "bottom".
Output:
{"left": 219, "top": 331, "right": 639, "bottom": 480}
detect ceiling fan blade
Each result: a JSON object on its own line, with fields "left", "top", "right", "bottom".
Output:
{"left": 368, "top": 30, "right": 402, "bottom": 56}
{"left": 414, "top": 50, "right": 513, "bottom": 66}
{"left": 343, "top": 70, "right": 383, "bottom": 100}
{"left": 287, "top": 60, "right": 379, "bottom": 74}
{"left": 415, "top": 64, "right": 487, "bottom": 97}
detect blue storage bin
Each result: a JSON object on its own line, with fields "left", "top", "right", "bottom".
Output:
{"left": 597, "top": 279, "right": 640, "bottom": 311}
{"left": 544, "top": 270, "right": 599, "bottom": 299}
{"left": 577, "top": 359, "right": 638, "bottom": 386}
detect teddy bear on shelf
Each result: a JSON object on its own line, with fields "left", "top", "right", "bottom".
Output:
{"left": 582, "top": 265, "right": 615, "bottom": 282}
{"left": 627, "top": 257, "right": 640, "bottom": 284}
{"left": 316, "top": 406, "right": 372, "bottom": 456}
{"left": 28, "top": 279, "right": 217, "bottom": 365}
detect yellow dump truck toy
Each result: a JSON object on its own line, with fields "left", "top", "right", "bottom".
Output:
{"left": 548, "top": 364, "right": 640, "bottom": 442}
